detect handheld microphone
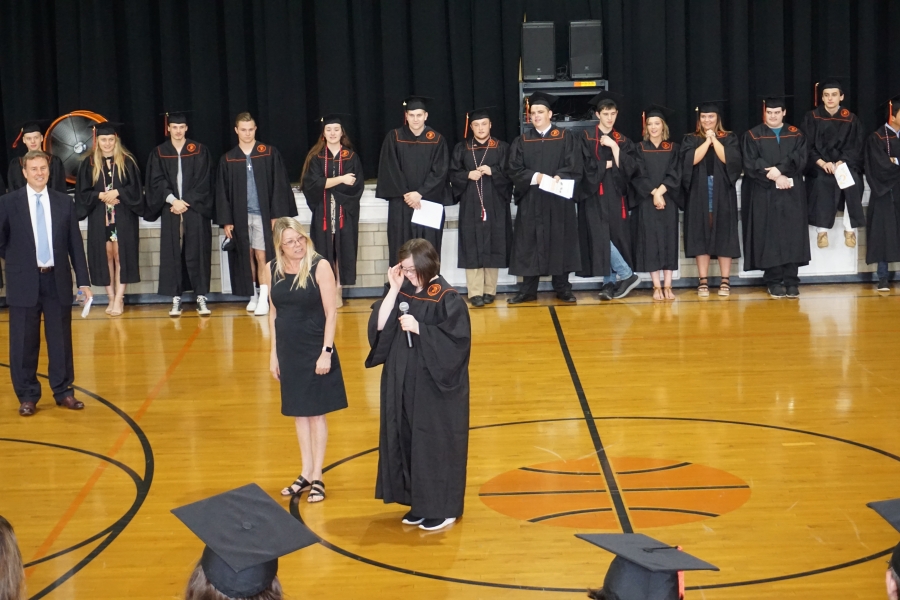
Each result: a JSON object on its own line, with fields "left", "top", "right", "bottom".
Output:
{"left": 398, "top": 302, "right": 413, "bottom": 348}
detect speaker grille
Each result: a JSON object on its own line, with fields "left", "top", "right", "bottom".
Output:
{"left": 570, "top": 20, "right": 603, "bottom": 79}
{"left": 522, "top": 22, "right": 555, "bottom": 81}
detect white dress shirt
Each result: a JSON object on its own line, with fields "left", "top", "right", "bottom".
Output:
{"left": 166, "top": 145, "right": 184, "bottom": 204}
{"left": 26, "top": 184, "right": 54, "bottom": 267}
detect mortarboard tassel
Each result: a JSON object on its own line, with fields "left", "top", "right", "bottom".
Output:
{"left": 695, "top": 106, "right": 700, "bottom": 131}
{"left": 814, "top": 82, "right": 819, "bottom": 107}
{"left": 464, "top": 112, "right": 469, "bottom": 139}
{"left": 677, "top": 545, "right": 686, "bottom": 599}
{"left": 641, "top": 111, "right": 646, "bottom": 138}
{"left": 890, "top": 100, "right": 894, "bottom": 124}
{"left": 11, "top": 128, "right": 23, "bottom": 149}
{"left": 762, "top": 99, "right": 766, "bottom": 122}
{"left": 164, "top": 113, "right": 169, "bottom": 137}
{"left": 525, "top": 98, "right": 530, "bottom": 124}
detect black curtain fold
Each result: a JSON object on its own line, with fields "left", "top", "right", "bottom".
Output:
{"left": 2, "top": 0, "right": 899, "bottom": 184}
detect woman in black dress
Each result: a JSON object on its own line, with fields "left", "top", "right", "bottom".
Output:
{"left": 268, "top": 218, "right": 348, "bottom": 503}
{"left": 365, "top": 238, "right": 471, "bottom": 532}
{"left": 632, "top": 106, "right": 682, "bottom": 300}
{"left": 680, "top": 102, "right": 742, "bottom": 297}
{"left": 75, "top": 122, "right": 143, "bottom": 316}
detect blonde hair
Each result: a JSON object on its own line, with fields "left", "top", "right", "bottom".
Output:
{"left": 642, "top": 117, "right": 670, "bottom": 142}
{"left": 0, "top": 516, "right": 25, "bottom": 600}
{"left": 694, "top": 113, "right": 730, "bottom": 137}
{"left": 272, "top": 217, "right": 320, "bottom": 290}
{"left": 91, "top": 135, "right": 136, "bottom": 185}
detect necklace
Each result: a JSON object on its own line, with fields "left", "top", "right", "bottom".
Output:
{"left": 471, "top": 139, "right": 490, "bottom": 221}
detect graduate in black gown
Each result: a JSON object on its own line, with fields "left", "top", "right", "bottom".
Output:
{"left": 506, "top": 92, "right": 581, "bottom": 304}
{"left": 144, "top": 111, "right": 214, "bottom": 317}
{"left": 300, "top": 114, "right": 364, "bottom": 303}
{"left": 6, "top": 120, "right": 67, "bottom": 193}
{"left": 365, "top": 238, "right": 470, "bottom": 532}
{"left": 800, "top": 78, "right": 865, "bottom": 249}
{"left": 863, "top": 97, "right": 900, "bottom": 292}
{"left": 375, "top": 96, "right": 452, "bottom": 262}
{"left": 632, "top": 105, "right": 682, "bottom": 301}
{"left": 215, "top": 112, "right": 296, "bottom": 315}
{"left": 741, "top": 96, "right": 810, "bottom": 298}
{"left": 75, "top": 122, "right": 144, "bottom": 316}
{"left": 578, "top": 91, "right": 641, "bottom": 301}
{"left": 680, "top": 101, "right": 743, "bottom": 297}
{"left": 448, "top": 107, "right": 512, "bottom": 307}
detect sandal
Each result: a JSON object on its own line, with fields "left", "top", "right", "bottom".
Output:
{"left": 307, "top": 480, "right": 326, "bottom": 503}
{"left": 718, "top": 277, "right": 731, "bottom": 297}
{"left": 280, "top": 475, "right": 312, "bottom": 497}
{"left": 697, "top": 277, "right": 709, "bottom": 298}
{"left": 652, "top": 286, "right": 663, "bottom": 301}
{"left": 664, "top": 286, "right": 675, "bottom": 300}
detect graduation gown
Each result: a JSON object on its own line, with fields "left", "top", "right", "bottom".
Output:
{"left": 863, "top": 127, "right": 900, "bottom": 264}
{"left": 680, "top": 132, "right": 743, "bottom": 258}
{"left": 741, "top": 123, "right": 810, "bottom": 270}
{"left": 507, "top": 126, "right": 582, "bottom": 276}
{"left": 215, "top": 143, "right": 296, "bottom": 296}
{"left": 577, "top": 128, "right": 639, "bottom": 276}
{"left": 365, "top": 276, "right": 471, "bottom": 519}
{"left": 449, "top": 137, "right": 513, "bottom": 269}
{"left": 632, "top": 140, "right": 682, "bottom": 272}
{"left": 7, "top": 155, "right": 67, "bottom": 193}
{"left": 144, "top": 139, "right": 214, "bottom": 296}
{"left": 301, "top": 146, "right": 364, "bottom": 286}
{"left": 800, "top": 105, "right": 865, "bottom": 229}
{"left": 75, "top": 156, "right": 144, "bottom": 285}
{"left": 375, "top": 125, "right": 452, "bottom": 262}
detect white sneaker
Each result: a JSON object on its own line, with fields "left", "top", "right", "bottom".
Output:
{"left": 246, "top": 286, "right": 259, "bottom": 312}
{"left": 254, "top": 285, "right": 270, "bottom": 316}
{"left": 418, "top": 517, "right": 456, "bottom": 531}
{"left": 196, "top": 295, "right": 211, "bottom": 316}
{"left": 168, "top": 297, "right": 182, "bottom": 317}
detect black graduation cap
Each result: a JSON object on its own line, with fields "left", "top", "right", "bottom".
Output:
{"left": 577, "top": 533, "right": 719, "bottom": 600}
{"left": 402, "top": 96, "right": 433, "bottom": 112}
{"left": 868, "top": 498, "right": 900, "bottom": 574}
{"left": 588, "top": 90, "right": 626, "bottom": 110}
{"left": 644, "top": 104, "right": 675, "bottom": 121}
{"left": 880, "top": 94, "right": 900, "bottom": 120}
{"left": 319, "top": 113, "right": 352, "bottom": 128}
{"left": 172, "top": 483, "right": 318, "bottom": 599}
{"left": 816, "top": 77, "right": 845, "bottom": 96}
{"left": 162, "top": 110, "right": 191, "bottom": 125}
{"left": 695, "top": 100, "right": 727, "bottom": 115}
{"left": 11, "top": 119, "right": 52, "bottom": 148}
{"left": 759, "top": 94, "right": 793, "bottom": 110}
{"left": 463, "top": 106, "right": 495, "bottom": 137}
{"left": 93, "top": 121, "right": 124, "bottom": 137}
{"left": 527, "top": 91, "right": 559, "bottom": 109}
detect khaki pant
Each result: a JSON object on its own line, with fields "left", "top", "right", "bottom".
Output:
{"left": 466, "top": 268, "right": 499, "bottom": 297}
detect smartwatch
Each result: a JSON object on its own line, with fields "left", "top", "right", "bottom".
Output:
{"left": 322, "top": 346, "right": 333, "bottom": 353}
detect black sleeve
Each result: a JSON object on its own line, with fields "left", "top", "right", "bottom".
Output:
{"left": 74, "top": 158, "right": 101, "bottom": 220}
{"left": 799, "top": 111, "right": 821, "bottom": 167}
{"left": 301, "top": 152, "right": 325, "bottom": 213}
{"left": 448, "top": 142, "right": 469, "bottom": 199}
{"left": 332, "top": 153, "right": 365, "bottom": 206}
{"left": 118, "top": 158, "right": 145, "bottom": 217}
{"left": 864, "top": 132, "right": 900, "bottom": 197}
{"left": 416, "top": 137, "right": 451, "bottom": 205}
{"left": 505, "top": 136, "right": 535, "bottom": 198}
{"left": 269, "top": 148, "right": 297, "bottom": 218}
{"left": 215, "top": 154, "right": 233, "bottom": 226}
{"left": 418, "top": 292, "right": 471, "bottom": 392}
{"left": 143, "top": 150, "right": 170, "bottom": 222}
{"left": 488, "top": 142, "right": 513, "bottom": 202}
{"left": 374, "top": 132, "right": 407, "bottom": 200}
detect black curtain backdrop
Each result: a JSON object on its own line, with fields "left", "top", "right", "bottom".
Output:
{"left": 1, "top": 0, "right": 899, "bottom": 183}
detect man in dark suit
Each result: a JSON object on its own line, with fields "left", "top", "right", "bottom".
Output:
{"left": 0, "top": 150, "right": 93, "bottom": 416}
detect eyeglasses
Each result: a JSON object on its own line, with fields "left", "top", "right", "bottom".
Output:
{"left": 282, "top": 238, "right": 304, "bottom": 248}
{"left": 400, "top": 266, "right": 416, "bottom": 274}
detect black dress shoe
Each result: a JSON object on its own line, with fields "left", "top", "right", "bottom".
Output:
{"left": 470, "top": 295, "right": 485, "bottom": 307}
{"left": 556, "top": 291, "right": 577, "bottom": 303}
{"left": 56, "top": 395, "right": 85, "bottom": 410}
{"left": 785, "top": 285, "right": 800, "bottom": 298}
{"left": 767, "top": 284, "right": 786, "bottom": 298}
{"left": 598, "top": 282, "right": 616, "bottom": 301}
{"left": 877, "top": 278, "right": 890, "bottom": 292}
{"left": 507, "top": 293, "right": 537, "bottom": 304}
{"left": 482, "top": 294, "right": 495, "bottom": 304}
{"left": 19, "top": 401, "right": 36, "bottom": 417}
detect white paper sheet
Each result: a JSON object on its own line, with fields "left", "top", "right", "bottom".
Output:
{"left": 80, "top": 297, "right": 93, "bottom": 318}
{"left": 833, "top": 162, "right": 855, "bottom": 189}
{"left": 411, "top": 199, "right": 444, "bottom": 229}
{"left": 538, "top": 177, "right": 576, "bottom": 199}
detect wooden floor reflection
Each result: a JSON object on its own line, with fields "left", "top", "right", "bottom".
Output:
{"left": 2, "top": 284, "right": 900, "bottom": 599}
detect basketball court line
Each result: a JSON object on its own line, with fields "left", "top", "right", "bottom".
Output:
{"left": 22, "top": 323, "right": 201, "bottom": 584}
{"left": 548, "top": 306, "right": 633, "bottom": 534}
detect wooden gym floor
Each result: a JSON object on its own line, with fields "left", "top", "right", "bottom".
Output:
{"left": 2, "top": 283, "right": 900, "bottom": 599}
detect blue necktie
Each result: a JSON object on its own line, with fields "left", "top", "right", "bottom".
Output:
{"left": 35, "top": 194, "right": 51, "bottom": 264}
